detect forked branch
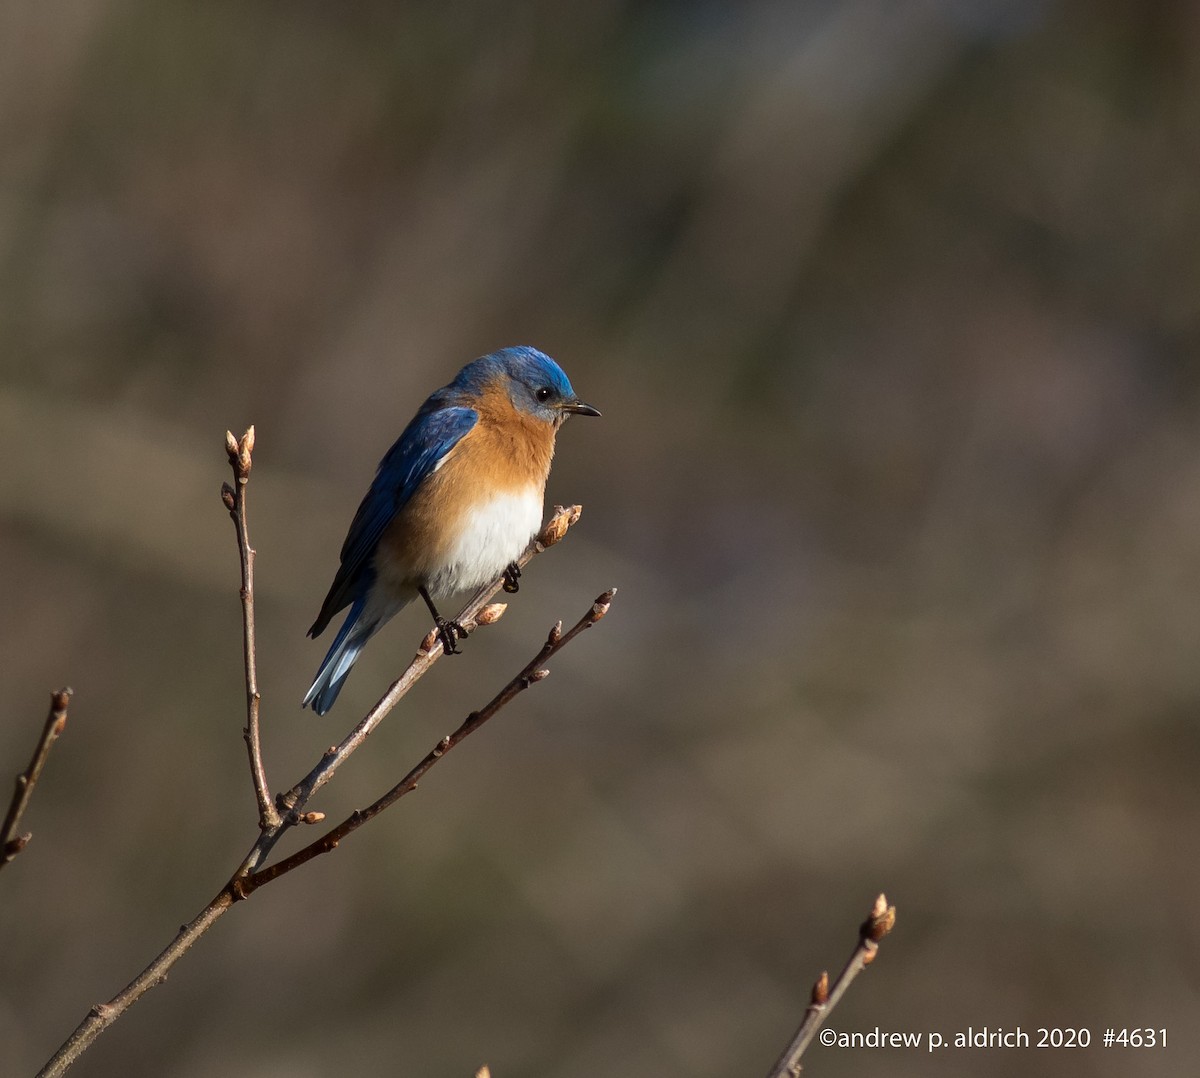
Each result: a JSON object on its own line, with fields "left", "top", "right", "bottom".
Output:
{"left": 239, "top": 588, "right": 614, "bottom": 895}
{"left": 238, "top": 502, "right": 586, "bottom": 876}
{"left": 36, "top": 589, "right": 609, "bottom": 1078}
{"left": 35, "top": 426, "right": 607, "bottom": 1078}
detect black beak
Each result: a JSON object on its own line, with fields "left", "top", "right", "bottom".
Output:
{"left": 563, "top": 399, "right": 602, "bottom": 417}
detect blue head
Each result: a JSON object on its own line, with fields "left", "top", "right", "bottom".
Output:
{"left": 451, "top": 346, "right": 601, "bottom": 424}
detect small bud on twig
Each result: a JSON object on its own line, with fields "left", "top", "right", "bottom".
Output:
{"left": 475, "top": 603, "right": 507, "bottom": 626}
{"left": 862, "top": 893, "right": 896, "bottom": 942}
{"left": 539, "top": 504, "right": 582, "bottom": 547}
{"left": 591, "top": 588, "right": 616, "bottom": 621}
{"left": 300, "top": 812, "right": 325, "bottom": 825}
{"left": 221, "top": 483, "right": 236, "bottom": 511}
{"left": 225, "top": 430, "right": 239, "bottom": 462}
{"left": 811, "top": 970, "right": 829, "bottom": 1006}
{"left": 548, "top": 621, "right": 563, "bottom": 645}
{"left": 237, "top": 426, "right": 254, "bottom": 476}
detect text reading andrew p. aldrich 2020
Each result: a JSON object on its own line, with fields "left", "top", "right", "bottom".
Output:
{"left": 818, "top": 1026, "right": 1168, "bottom": 1052}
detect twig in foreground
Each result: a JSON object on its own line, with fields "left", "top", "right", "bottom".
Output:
{"left": 2, "top": 688, "right": 71, "bottom": 870}
{"left": 765, "top": 893, "right": 897, "bottom": 1078}
{"left": 222, "top": 426, "right": 279, "bottom": 831}
{"left": 35, "top": 590, "right": 613, "bottom": 1078}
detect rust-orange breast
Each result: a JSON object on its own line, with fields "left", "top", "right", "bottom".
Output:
{"left": 376, "top": 378, "right": 557, "bottom": 592}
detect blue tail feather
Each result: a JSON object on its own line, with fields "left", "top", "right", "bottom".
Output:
{"left": 303, "top": 595, "right": 376, "bottom": 715}
{"left": 303, "top": 589, "right": 412, "bottom": 714}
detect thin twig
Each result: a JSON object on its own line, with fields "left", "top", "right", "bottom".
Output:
{"left": 2, "top": 688, "right": 71, "bottom": 869}
{"left": 765, "top": 894, "right": 897, "bottom": 1078}
{"left": 239, "top": 588, "right": 614, "bottom": 896}
{"left": 36, "top": 591, "right": 608, "bottom": 1078}
{"left": 223, "top": 426, "right": 279, "bottom": 830}
{"left": 36, "top": 890, "right": 236, "bottom": 1078}
{"left": 236, "top": 502, "right": 585, "bottom": 876}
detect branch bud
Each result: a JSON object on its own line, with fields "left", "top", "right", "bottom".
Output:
{"left": 591, "top": 588, "right": 616, "bottom": 620}
{"left": 300, "top": 811, "right": 325, "bottom": 825}
{"left": 475, "top": 603, "right": 507, "bottom": 626}
{"left": 221, "top": 483, "right": 236, "bottom": 511}
{"left": 226, "top": 427, "right": 255, "bottom": 477}
{"left": 539, "top": 504, "right": 582, "bottom": 547}
{"left": 811, "top": 970, "right": 829, "bottom": 1006}
{"left": 862, "top": 893, "right": 896, "bottom": 942}
{"left": 548, "top": 620, "right": 563, "bottom": 645}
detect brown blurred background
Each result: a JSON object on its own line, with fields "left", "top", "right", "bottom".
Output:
{"left": 3, "top": 1, "right": 1199, "bottom": 1075}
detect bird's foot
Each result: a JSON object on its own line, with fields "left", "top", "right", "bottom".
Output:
{"left": 502, "top": 561, "right": 522, "bottom": 594}
{"left": 436, "top": 617, "right": 467, "bottom": 655}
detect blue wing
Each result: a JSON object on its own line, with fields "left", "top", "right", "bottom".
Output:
{"left": 308, "top": 404, "right": 478, "bottom": 637}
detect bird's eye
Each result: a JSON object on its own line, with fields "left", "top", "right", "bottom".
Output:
{"left": 535, "top": 386, "right": 554, "bottom": 403}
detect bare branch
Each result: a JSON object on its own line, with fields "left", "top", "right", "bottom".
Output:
{"left": 223, "top": 425, "right": 279, "bottom": 831}
{"left": 35, "top": 484, "right": 602, "bottom": 1077}
{"left": 765, "top": 893, "right": 897, "bottom": 1078}
{"left": 2, "top": 688, "right": 71, "bottom": 870}
{"left": 239, "top": 589, "right": 614, "bottom": 896}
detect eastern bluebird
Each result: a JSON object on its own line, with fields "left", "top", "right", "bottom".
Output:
{"left": 303, "top": 346, "right": 600, "bottom": 715}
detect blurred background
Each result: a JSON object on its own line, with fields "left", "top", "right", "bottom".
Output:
{"left": 3, "top": 1, "right": 1198, "bottom": 1075}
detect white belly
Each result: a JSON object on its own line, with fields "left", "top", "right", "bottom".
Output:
{"left": 428, "top": 487, "right": 543, "bottom": 597}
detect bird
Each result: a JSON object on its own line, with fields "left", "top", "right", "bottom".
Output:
{"left": 302, "top": 346, "right": 600, "bottom": 715}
